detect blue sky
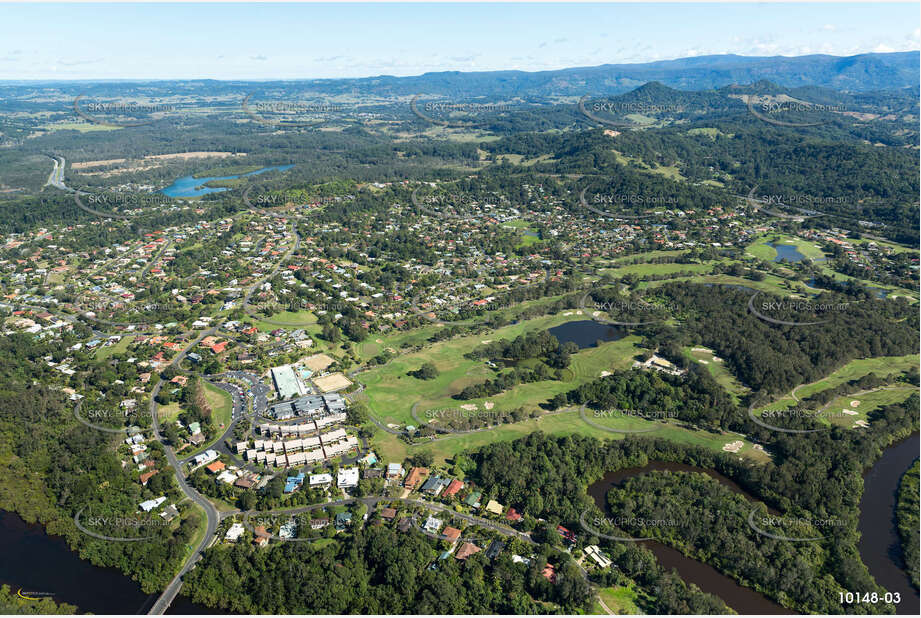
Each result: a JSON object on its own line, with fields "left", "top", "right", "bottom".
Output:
{"left": 1, "top": 2, "right": 918, "bottom": 80}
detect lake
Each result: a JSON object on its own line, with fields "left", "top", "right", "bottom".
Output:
{"left": 857, "top": 432, "right": 920, "bottom": 615}
{"left": 767, "top": 242, "right": 806, "bottom": 263}
{"left": 160, "top": 164, "right": 294, "bottom": 198}
{"left": 548, "top": 320, "right": 625, "bottom": 349}
{"left": 0, "top": 509, "right": 219, "bottom": 614}
{"left": 587, "top": 462, "right": 790, "bottom": 615}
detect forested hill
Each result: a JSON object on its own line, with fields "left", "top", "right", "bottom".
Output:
{"left": 3, "top": 51, "right": 917, "bottom": 96}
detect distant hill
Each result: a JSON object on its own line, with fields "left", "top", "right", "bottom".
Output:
{"left": 4, "top": 51, "right": 917, "bottom": 98}
{"left": 300, "top": 51, "right": 920, "bottom": 98}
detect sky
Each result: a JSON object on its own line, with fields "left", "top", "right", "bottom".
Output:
{"left": 0, "top": 2, "right": 918, "bottom": 80}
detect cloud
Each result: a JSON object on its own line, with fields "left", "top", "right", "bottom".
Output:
{"left": 872, "top": 43, "right": 895, "bottom": 53}
{"left": 250, "top": 55, "right": 267, "bottom": 61}
{"left": 821, "top": 24, "right": 836, "bottom": 32}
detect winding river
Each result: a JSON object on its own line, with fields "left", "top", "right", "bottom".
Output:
{"left": 857, "top": 432, "right": 920, "bottom": 615}
{"left": 587, "top": 462, "right": 790, "bottom": 615}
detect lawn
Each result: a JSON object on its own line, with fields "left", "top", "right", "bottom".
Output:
{"left": 202, "top": 381, "right": 233, "bottom": 431}
{"left": 744, "top": 233, "right": 827, "bottom": 262}
{"left": 822, "top": 386, "right": 916, "bottom": 428}
{"left": 95, "top": 335, "right": 134, "bottom": 360}
{"left": 753, "top": 354, "right": 919, "bottom": 414}
{"left": 360, "top": 310, "right": 645, "bottom": 428}
{"left": 596, "top": 585, "right": 642, "bottom": 614}
{"left": 599, "top": 261, "right": 717, "bottom": 278}
{"left": 371, "top": 407, "right": 769, "bottom": 467}
{"left": 684, "top": 346, "right": 749, "bottom": 403}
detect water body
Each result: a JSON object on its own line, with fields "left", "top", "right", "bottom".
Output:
{"left": 160, "top": 164, "right": 295, "bottom": 198}
{"left": 857, "top": 433, "right": 921, "bottom": 615}
{"left": 587, "top": 462, "right": 790, "bottom": 615}
{"left": 0, "top": 509, "right": 218, "bottom": 615}
{"left": 548, "top": 320, "right": 625, "bottom": 349}
{"left": 767, "top": 243, "right": 806, "bottom": 263}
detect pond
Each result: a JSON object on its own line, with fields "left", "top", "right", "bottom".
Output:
{"left": 160, "top": 164, "right": 295, "bottom": 198}
{"left": 767, "top": 242, "right": 806, "bottom": 263}
{"left": 547, "top": 320, "right": 625, "bottom": 349}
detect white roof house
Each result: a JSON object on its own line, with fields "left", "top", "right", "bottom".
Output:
{"left": 139, "top": 496, "right": 167, "bottom": 512}
{"left": 337, "top": 467, "right": 359, "bottom": 488}
{"left": 225, "top": 522, "right": 245, "bottom": 542}
{"left": 309, "top": 473, "right": 333, "bottom": 486}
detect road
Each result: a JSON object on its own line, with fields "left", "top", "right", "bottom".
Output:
{"left": 147, "top": 221, "right": 305, "bottom": 613}
{"left": 44, "top": 155, "right": 69, "bottom": 191}
{"left": 147, "top": 326, "right": 223, "bottom": 615}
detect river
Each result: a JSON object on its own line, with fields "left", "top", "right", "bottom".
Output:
{"left": 857, "top": 432, "right": 921, "bottom": 615}
{"left": 587, "top": 462, "right": 790, "bottom": 614}
{"left": 0, "top": 510, "right": 219, "bottom": 614}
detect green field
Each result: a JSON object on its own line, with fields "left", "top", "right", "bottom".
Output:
{"left": 754, "top": 354, "right": 919, "bottom": 414}
{"left": 684, "top": 346, "right": 749, "bottom": 403}
{"left": 596, "top": 585, "right": 642, "bottom": 614}
{"left": 361, "top": 311, "right": 645, "bottom": 428}
{"left": 203, "top": 381, "right": 233, "bottom": 430}
{"left": 822, "top": 386, "right": 917, "bottom": 428}
{"left": 95, "top": 335, "right": 134, "bottom": 360}
{"left": 745, "top": 234, "right": 827, "bottom": 262}
{"left": 370, "top": 407, "right": 768, "bottom": 466}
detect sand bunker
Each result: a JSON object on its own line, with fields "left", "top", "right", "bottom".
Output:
{"left": 460, "top": 403, "right": 478, "bottom": 411}
{"left": 850, "top": 400, "right": 861, "bottom": 407}
{"left": 722, "top": 440, "right": 744, "bottom": 453}
{"left": 841, "top": 409, "right": 858, "bottom": 416}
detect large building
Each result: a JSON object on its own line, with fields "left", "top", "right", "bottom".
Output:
{"left": 271, "top": 365, "right": 305, "bottom": 400}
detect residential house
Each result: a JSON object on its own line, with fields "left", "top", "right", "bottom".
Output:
{"left": 456, "top": 542, "right": 481, "bottom": 560}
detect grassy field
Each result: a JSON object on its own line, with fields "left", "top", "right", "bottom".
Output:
{"left": 745, "top": 233, "right": 828, "bottom": 262}
{"left": 360, "top": 310, "right": 645, "bottom": 428}
{"left": 94, "top": 335, "right": 134, "bottom": 360}
{"left": 684, "top": 346, "right": 749, "bottom": 403}
{"left": 202, "top": 381, "right": 233, "bottom": 430}
{"left": 599, "top": 261, "right": 717, "bottom": 278}
{"left": 370, "top": 407, "right": 769, "bottom": 466}
{"left": 822, "top": 386, "right": 917, "bottom": 428}
{"left": 753, "top": 354, "right": 919, "bottom": 414}
{"left": 596, "top": 585, "right": 642, "bottom": 614}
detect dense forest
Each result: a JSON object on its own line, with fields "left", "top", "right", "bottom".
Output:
{"left": 183, "top": 525, "right": 590, "bottom": 614}
{"left": 0, "top": 335, "right": 196, "bottom": 593}
{"left": 468, "top": 393, "right": 919, "bottom": 613}
{"left": 896, "top": 461, "right": 920, "bottom": 590}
